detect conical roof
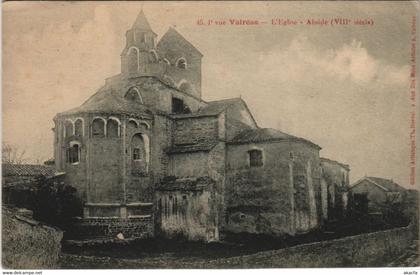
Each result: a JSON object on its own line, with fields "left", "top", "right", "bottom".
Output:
{"left": 131, "top": 10, "right": 153, "bottom": 31}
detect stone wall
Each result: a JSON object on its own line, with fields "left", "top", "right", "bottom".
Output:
{"left": 156, "top": 177, "right": 218, "bottom": 242}
{"left": 225, "top": 141, "right": 322, "bottom": 236}
{"left": 203, "top": 225, "right": 415, "bottom": 268}
{"left": 173, "top": 117, "right": 218, "bottom": 145}
{"left": 2, "top": 207, "right": 63, "bottom": 269}
{"left": 88, "top": 137, "right": 124, "bottom": 203}
{"left": 151, "top": 114, "right": 172, "bottom": 184}
{"left": 169, "top": 152, "right": 209, "bottom": 178}
{"left": 66, "top": 216, "right": 154, "bottom": 240}
{"left": 320, "top": 158, "right": 350, "bottom": 220}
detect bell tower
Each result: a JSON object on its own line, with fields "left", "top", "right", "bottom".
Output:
{"left": 121, "top": 10, "right": 158, "bottom": 75}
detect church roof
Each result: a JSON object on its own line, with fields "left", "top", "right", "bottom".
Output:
{"left": 228, "top": 128, "right": 321, "bottom": 149}
{"left": 158, "top": 27, "right": 203, "bottom": 57}
{"left": 59, "top": 88, "right": 153, "bottom": 118}
{"left": 197, "top": 98, "right": 243, "bottom": 116}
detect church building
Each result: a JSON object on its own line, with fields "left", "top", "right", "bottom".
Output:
{"left": 54, "top": 11, "right": 349, "bottom": 242}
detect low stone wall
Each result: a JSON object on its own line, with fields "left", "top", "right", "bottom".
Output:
{"left": 2, "top": 207, "right": 63, "bottom": 269}
{"left": 203, "top": 225, "right": 415, "bottom": 268}
{"left": 60, "top": 225, "right": 416, "bottom": 268}
{"left": 66, "top": 216, "right": 154, "bottom": 240}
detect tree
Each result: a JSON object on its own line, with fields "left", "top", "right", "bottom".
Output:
{"left": 2, "top": 143, "right": 28, "bottom": 164}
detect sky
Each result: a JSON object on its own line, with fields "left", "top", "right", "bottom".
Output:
{"left": 2, "top": 1, "right": 419, "bottom": 188}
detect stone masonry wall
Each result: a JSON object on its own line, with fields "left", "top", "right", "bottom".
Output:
{"left": 226, "top": 141, "right": 322, "bottom": 236}
{"left": 169, "top": 152, "right": 208, "bottom": 178}
{"left": 173, "top": 117, "right": 218, "bottom": 145}
{"left": 156, "top": 183, "right": 218, "bottom": 242}
{"left": 66, "top": 217, "right": 154, "bottom": 240}
{"left": 202, "top": 225, "right": 415, "bottom": 268}
{"left": 88, "top": 137, "right": 123, "bottom": 203}
{"left": 151, "top": 114, "right": 172, "bottom": 184}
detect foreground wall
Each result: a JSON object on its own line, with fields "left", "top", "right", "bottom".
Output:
{"left": 2, "top": 207, "right": 63, "bottom": 269}
{"left": 203, "top": 225, "right": 415, "bottom": 268}
{"left": 155, "top": 177, "right": 219, "bottom": 242}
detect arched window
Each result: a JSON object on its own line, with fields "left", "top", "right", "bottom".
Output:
{"left": 132, "top": 134, "right": 146, "bottom": 162}
{"left": 248, "top": 149, "right": 263, "bottom": 167}
{"left": 149, "top": 50, "right": 158, "bottom": 63}
{"left": 107, "top": 118, "right": 120, "bottom": 138}
{"left": 64, "top": 120, "right": 74, "bottom": 137}
{"left": 67, "top": 142, "right": 80, "bottom": 164}
{"left": 176, "top": 58, "right": 187, "bottom": 69}
{"left": 127, "top": 47, "right": 139, "bottom": 73}
{"left": 92, "top": 118, "right": 105, "bottom": 137}
{"left": 74, "top": 119, "right": 84, "bottom": 136}
{"left": 131, "top": 133, "right": 149, "bottom": 175}
{"left": 124, "top": 87, "right": 143, "bottom": 103}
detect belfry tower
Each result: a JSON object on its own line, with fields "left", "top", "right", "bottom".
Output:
{"left": 121, "top": 10, "right": 159, "bottom": 75}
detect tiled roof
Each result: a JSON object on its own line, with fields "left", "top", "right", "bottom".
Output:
{"left": 166, "top": 141, "right": 219, "bottom": 154}
{"left": 60, "top": 88, "right": 153, "bottom": 117}
{"left": 197, "top": 98, "right": 243, "bottom": 116}
{"left": 365, "top": 177, "right": 406, "bottom": 192}
{"left": 228, "top": 128, "right": 321, "bottom": 149}
{"left": 2, "top": 164, "right": 57, "bottom": 178}
{"left": 169, "top": 98, "right": 244, "bottom": 119}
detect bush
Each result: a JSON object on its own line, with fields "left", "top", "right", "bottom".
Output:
{"left": 31, "top": 176, "right": 82, "bottom": 229}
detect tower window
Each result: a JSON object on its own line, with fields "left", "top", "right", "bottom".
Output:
{"left": 127, "top": 47, "right": 139, "bottom": 73}
{"left": 67, "top": 143, "right": 80, "bottom": 164}
{"left": 176, "top": 58, "right": 187, "bottom": 69}
{"left": 248, "top": 149, "right": 263, "bottom": 167}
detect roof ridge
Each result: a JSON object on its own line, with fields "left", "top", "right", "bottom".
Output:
{"left": 206, "top": 97, "right": 242, "bottom": 103}
{"left": 158, "top": 27, "right": 203, "bottom": 56}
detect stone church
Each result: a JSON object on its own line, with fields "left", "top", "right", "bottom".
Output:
{"left": 54, "top": 11, "right": 350, "bottom": 242}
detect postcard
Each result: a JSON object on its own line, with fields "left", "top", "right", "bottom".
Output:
{"left": 2, "top": 1, "right": 419, "bottom": 270}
